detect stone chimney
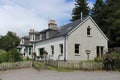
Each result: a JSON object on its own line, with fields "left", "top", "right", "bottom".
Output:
{"left": 29, "top": 29, "right": 34, "bottom": 35}
{"left": 48, "top": 20, "right": 58, "bottom": 30}
{"left": 29, "top": 29, "right": 34, "bottom": 33}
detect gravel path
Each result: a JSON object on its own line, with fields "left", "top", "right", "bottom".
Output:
{"left": 0, "top": 68, "right": 120, "bottom": 80}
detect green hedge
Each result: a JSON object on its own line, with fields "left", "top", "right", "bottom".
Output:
{"left": 0, "top": 49, "right": 8, "bottom": 63}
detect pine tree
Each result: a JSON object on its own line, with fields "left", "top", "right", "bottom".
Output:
{"left": 92, "top": 0, "right": 105, "bottom": 28}
{"left": 71, "top": 0, "right": 89, "bottom": 21}
{"left": 104, "top": 0, "right": 120, "bottom": 44}
{"left": 91, "top": 0, "right": 109, "bottom": 39}
{"left": 92, "top": 0, "right": 120, "bottom": 46}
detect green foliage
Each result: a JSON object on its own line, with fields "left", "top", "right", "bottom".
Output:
{"left": 111, "top": 53, "right": 120, "bottom": 70}
{"left": 8, "top": 48, "right": 22, "bottom": 62}
{"left": 94, "top": 57, "right": 103, "bottom": 62}
{"left": 71, "top": 0, "right": 89, "bottom": 21}
{"left": 0, "top": 49, "right": 8, "bottom": 63}
{"left": 0, "top": 31, "right": 20, "bottom": 52}
{"left": 91, "top": 0, "right": 120, "bottom": 45}
{"left": 91, "top": 0, "right": 106, "bottom": 30}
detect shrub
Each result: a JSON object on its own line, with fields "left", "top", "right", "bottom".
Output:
{"left": 8, "top": 48, "right": 22, "bottom": 62}
{"left": 0, "top": 49, "right": 8, "bottom": 63}
{"left": 111, "top": 52, "right": 120, "bottom": 70}
{"left": 94, "top": 57, "right": 103, "bottom": 62}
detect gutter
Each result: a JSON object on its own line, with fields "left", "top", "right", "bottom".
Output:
{"left": 64, "top": 35, "right": 67, "bottom": 62}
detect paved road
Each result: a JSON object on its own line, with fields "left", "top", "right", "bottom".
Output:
{"left": 0, "top": 68, "right": 120, "bottom": 80}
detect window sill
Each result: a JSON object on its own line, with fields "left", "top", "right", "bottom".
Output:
{"left": 75, "top": 54, "right": 80, "bottom": 56}
{"left": 87, "top": 35, "right": 92, "bottom": 37}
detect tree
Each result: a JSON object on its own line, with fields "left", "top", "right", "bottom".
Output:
{"left": 71, "top": 0, "right": 89, "bottom": 21}
{"left": 91, "top": 0, "right": 120, "bottom": 47}
{"left": 8, "top": 48, "right": 22, "bottom": 62}
{"left": 0, "top": 31, "right": 20, "bottom": 52}
{"left": 91, "top": 0, "right": 106, "bottom": 29}
{"left": 104, "top": 0, "right": 120, "bottom": 45}
{"left": 0, "top": 49, "right": 8, "bottom": 63}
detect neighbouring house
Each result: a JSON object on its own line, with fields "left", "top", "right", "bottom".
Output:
{"left": 17, "top": 16, "right": 109, "bottom": 61}
{"left": 17, "top": 36, "right": 33, "bottom": 58}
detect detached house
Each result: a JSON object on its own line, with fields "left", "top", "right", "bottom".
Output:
{"left": 18, "top": 16, "right": 108, "bottom": 61}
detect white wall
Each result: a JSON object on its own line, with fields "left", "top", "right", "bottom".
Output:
{"left": 20, "top": 46, "right": 25, "bottom": 54}
{"left": 35, "top": 37, "right": 65, "bottom": 60}
{"left": 67, "top": 18, "right": 108, "bottom": 61}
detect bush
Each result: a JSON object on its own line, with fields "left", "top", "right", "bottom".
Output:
{"left": 94, "top": 57, "right": 103, "bottom": 62}
{"left": 0, "top": 49, "right": 8, "bottom": 63}
{"left": 111, "top": 53, "right": 120, "bottom": 70}
{"left": 8, "top": 48, "right": 22, "bottom": 62}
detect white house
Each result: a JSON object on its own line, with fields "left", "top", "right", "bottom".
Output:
{"left": 18, "top": 16, "right": 108, "bottom": 61}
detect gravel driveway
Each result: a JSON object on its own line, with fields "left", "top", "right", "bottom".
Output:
{"left": 0, "top": 68, "right": 120, "bottom": 80}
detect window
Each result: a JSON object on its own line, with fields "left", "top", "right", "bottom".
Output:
{"left": 29, "top": 47, "right": 32, "bottom": 55}
{"left": 22, "top": 39, "right": 24, "bottom": 44}
{"left": 51, "top": 46, "right": 54, "bottom": 54}
{"left": 96, "top": 46, "right": 104, "bottom": 57}
{"left": 20, "top": 39, "right": 24, "bottom": 44}
{"left": 87, "top": 26, "right": 91, "bottom": 35}
{"left": 75, "top": 44, "right": 80, "bottom": 54}
{"left": 59, "top": 44, "right": 63, "bottom": 54}
{"left": 33, "top": 35, "right": 35, "bottom": 40}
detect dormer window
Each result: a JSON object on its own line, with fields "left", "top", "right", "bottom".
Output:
{"left": 30, "top": 34, "right": 35, "bottom": 41}
{"left": 22, "top": 39, "right": 24, "bottom": 44}
{"left": 87, "top": 26, "right": 91, "bottom": 36}
{"left": 33, "top": 34, "right": 35, "bottom": 40}
{"left": 20, "top": 38, "right": 24, "bottom": 44}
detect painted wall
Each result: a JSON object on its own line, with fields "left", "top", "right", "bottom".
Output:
{"left": 35, "top": 36, "right": 65, "bottom": 60}
{"left": 67, "top": 18, "right": 108, "bottom": 61}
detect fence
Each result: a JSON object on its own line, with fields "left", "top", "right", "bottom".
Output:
{"left": 49, "top": 60, "right": 103, "bottom": 70}
{"left": 0, "top": 61, "right": 103, "bottom": 71}
{"left": 0, "top": 61, "right": 32, "bottom": 70}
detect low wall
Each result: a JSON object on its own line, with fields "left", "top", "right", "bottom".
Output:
{"left": 49, "top": 60, "right": 103, "bottom": 70}
{"left": 0, "top": 61, "right": 32, "bottom": 70}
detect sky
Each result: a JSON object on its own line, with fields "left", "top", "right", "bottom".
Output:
{"left": 0, "top": 0, "right": 96, "bottom": 37}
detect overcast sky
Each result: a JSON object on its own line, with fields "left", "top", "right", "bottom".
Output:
{"left": 0, "top": 0, "right": 95, "bottom": 37}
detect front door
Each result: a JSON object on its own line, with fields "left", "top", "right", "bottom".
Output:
{"left": 39, "top": 48, "right": 44, "bottom": 58}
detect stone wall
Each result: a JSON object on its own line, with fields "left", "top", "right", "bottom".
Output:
{"left": 0, "top": 61, "right": 32, "bottom": 70}
{"left": 49, "top": 60, "right": 103, "bottom": 70}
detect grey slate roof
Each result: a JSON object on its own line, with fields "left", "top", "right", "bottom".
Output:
{"left": 55, "top": 16, "right": 88, "bottom": 37}
{"left": 21, "top": 36, "right": 29, "bottom": 39}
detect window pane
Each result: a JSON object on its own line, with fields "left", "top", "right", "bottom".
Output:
{"left": 51, "top": 46, "right": 54, "bottom": 54}
{"left": 101, "top": 47, "right": 103, "bottom": 56}
{"left": 59, "top": 44, "right": 63, "bottom": 54}
{"left": 75, "top": 44, "right": 79, "bottom": 54}
{"left": 75, "top": 50, "right": 79, "bottom": 53}
{"left": 87, "top": 26, "right": 91, "bottom": 35}
{"left": 97, "top": 46, "right": 99, "bottom": 57}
